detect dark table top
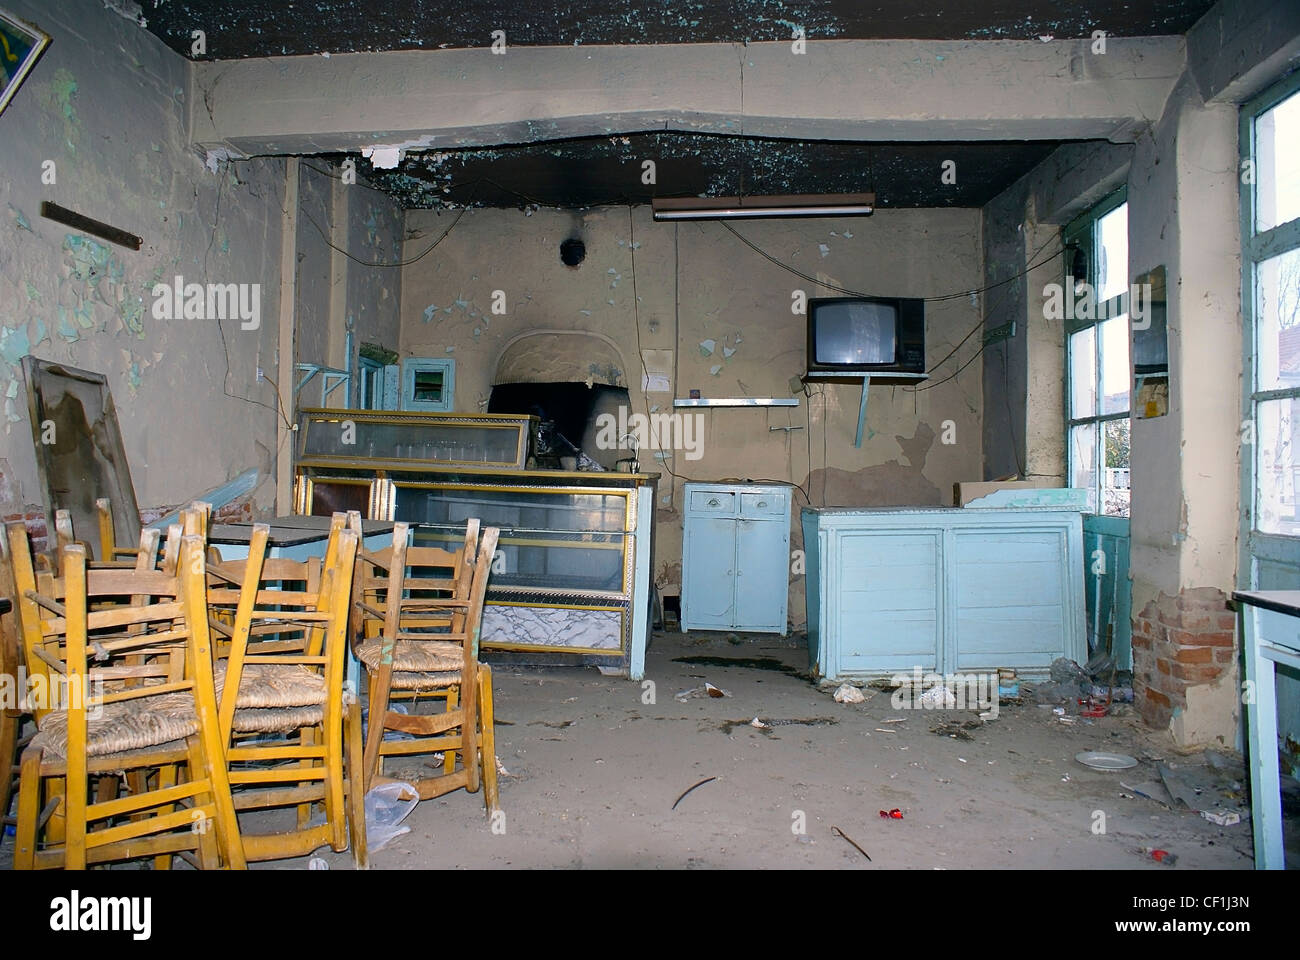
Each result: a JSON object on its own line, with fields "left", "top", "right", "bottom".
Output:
{"left": 209, "top": 516, "right": 395, "bottom": 547}
{"left": 1232, "top": 590, "right": 1300, "bottom": 619}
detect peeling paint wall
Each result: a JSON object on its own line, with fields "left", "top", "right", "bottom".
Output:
{"left": 401, "top": 204, "right": 984, "bottom": 626}
{"left": 0, "top": 0, "right": 287, "bottom": 528}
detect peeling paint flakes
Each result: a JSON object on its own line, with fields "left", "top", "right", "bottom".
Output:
{"left": 819, "top": 243, "right": 831, "bottom": 258}
{"left": 423, "top": 303, "right": 439, "bottom": 323}
{"left": 699, "top": 339, "right": 716, "bottom": 357}
{"left": 723, "top": 345, "right": 736, "bottom": 358}
{"left": 0, "top": 325, "right": 31, "bottom": 365}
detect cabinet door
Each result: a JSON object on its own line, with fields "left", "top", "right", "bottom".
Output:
{"left": 735, "top": 519, "right": 789, "bottom": 632}
{"left": 683, "top": 517, "right": 736, "bottom": 629}
{"left": 954, "top": 529, "right": 1068, "bottom": 671}
{"left": 836, "top": 531, "right": 941, "bottom": 673}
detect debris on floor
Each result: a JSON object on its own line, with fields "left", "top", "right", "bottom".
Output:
{"left": 364, "top": 781, "right": 420, "bottom": 852}
{"left": 932, "top": 718, "right": 983, "bottom": 740}
{"left": 879, "top": 808, "right": 904, "bottom": 820}
{"left": 672, "top": 776, "right": 717, "bottom": 810}
{"left": 675, "top": 682, "right": 731, "bottom": 701}
{"left": 1200, "top": 809, "right": 1242, "bottom": 826}
{"left": 1135, "top": 846, "right": 1178, "bottom": 866}
{"left": 831, "top": 825, "right": 872, "bottom": 861}
{"left": 917, "top": 685, "right": 957, "bottom": 709}
{"left": 833, "top": 683, "right": 866, "bottom": 704}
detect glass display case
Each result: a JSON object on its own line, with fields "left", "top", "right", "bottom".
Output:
{"left": 296, "top": 408, "right": 537, "bottom": 471}
{"left": 293, "top": 411, "right": 656, "bottom": 678}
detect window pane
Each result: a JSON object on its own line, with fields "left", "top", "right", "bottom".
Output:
{"left": 1256, "top": 398, "right": 1300, "bottom": 535}
{"left": 1256, "top": 90, "right": 1300, "bottom": 234}
{"left": 1070, "top": 327, "right": 1097, "bottom": 419}
{"left": 1097, "top": 203, "right": 1129, "bottom": 303}
{"left": 412, "top": 371, "right": 444, "bottom": 402}
{"left": 1102, "top": 418, "right": 1131, "bottom": 517}
{"left": 1099, "top": 314, "right": 1131, "bottom": 414}
{"left": 1255, "top": 247, "right": 1300, "bottom": 392}
{"left": 1071, "top": 423, "right": 1098, "bottom": 514}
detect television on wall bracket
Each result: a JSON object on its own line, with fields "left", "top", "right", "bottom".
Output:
{"left": 805, "top": 296, "right": 927, "bottom": 383}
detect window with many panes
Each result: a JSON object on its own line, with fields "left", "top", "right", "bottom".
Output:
{"left": 1066, "top": 192, "right": 1131, "bottom": 516}
{"left": 1243, "top": 76, "right": 1300, "bottom": 540}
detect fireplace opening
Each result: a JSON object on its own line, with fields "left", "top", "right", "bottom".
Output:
{"left": 488, "top": 381, "right": 632, "bottom": 471}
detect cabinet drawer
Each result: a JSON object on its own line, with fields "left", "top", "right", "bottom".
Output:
{"left": 689, "top": 490, "right": 736, "bottom": 515}
{"left": 741, "top": 491, "right": 786, "bottom": 517}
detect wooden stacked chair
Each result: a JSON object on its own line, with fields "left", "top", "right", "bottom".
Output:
{"left": 7, "top": 525, "right": 245, "bottom": 869}
{"left": 0, "top": 527, "right": 22, "bottom": 830}
{"left": 204, "top": 516, "right": 368, "bottom": 866}
{"left": 351, "top": 518, "right": 501, "bottom": 815}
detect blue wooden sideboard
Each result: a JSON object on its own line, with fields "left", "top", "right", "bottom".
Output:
{"left": 803, "top": 505, "right": 1086, "bottom": 680}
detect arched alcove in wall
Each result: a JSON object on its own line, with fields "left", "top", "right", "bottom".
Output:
{"left": 489, "top": 330, "right": 633, "bottom": 469}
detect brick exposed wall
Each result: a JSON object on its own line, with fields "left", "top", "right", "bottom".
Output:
{"left": 1132, "top": 586, "right": 1237, "bottom": 729}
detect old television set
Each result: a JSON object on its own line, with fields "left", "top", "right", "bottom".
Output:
{"left": 806, "top": 297, "right": 926, "bottom": 379}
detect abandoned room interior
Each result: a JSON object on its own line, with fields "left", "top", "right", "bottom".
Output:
{"left": 0, "top": 0, "right": 1297, "bottom": 886}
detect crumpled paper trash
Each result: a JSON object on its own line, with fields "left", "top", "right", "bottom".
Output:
{"left": 833, "top": 683, "right": 865, "bottom": 704}
{"left": 917, "top": 685, "right": 957, "bottom": 709}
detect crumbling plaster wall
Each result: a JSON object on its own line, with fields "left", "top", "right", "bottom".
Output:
{"left": 0, "top": 0, "right": 287, "bottom": 533}
{"left": 980, "top": 0, "right": 1300, "bottom": 747}
{"left": 401, "top": 204, "right": 984, "bottom": 627}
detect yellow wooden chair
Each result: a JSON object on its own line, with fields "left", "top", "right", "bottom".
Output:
{"left": 0, "top": 525, "right": 23, "bottom": 829}
{"left": 205, "top": 517, "right": 367, "bottom": 866}
{"left": 9, "top": 534, "right": 245, "bottom": 869}
{"left": 352, "top": 520, "right": 501, "bottom": 815}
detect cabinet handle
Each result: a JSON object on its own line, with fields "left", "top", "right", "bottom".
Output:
{"left": 708, "top": 498, "right": 720, "bottom": 507}
{"left": 757, "top": 501, "right": 768, "bottom": 508}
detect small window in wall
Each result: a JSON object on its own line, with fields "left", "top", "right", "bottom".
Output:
{"left": 401, "top": 357, "right": 455, "bottom": 412}
{"left": 1243, "top": 76, "right": 1300, "bottom": 538}
{"left": 1065, "top": 192, "right": 1131, "bottom": 516}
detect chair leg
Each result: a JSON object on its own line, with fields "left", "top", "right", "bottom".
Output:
{"left": 345, "top": 697, "right": 369, "bottom": 870}
{"left": 363, "top": 662, "right": 395, "bottom": 791}
{"left": 152, "top": 764, "right": 177, "bottom": 870}
{"left": 443, "top": 687, "right": 459, "bottom": 776}
{"left": 478, "top": 665, "right": 499, "bottom": 816}
{"left": 13, "top": 746, "right": 42, "bottom": 869}
{"left": 0, "top": 709, "right": 17, "bottom": 827}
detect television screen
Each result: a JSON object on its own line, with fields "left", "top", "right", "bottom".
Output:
{"left": 813, "top": 300, "right": 898, "bottom": 365}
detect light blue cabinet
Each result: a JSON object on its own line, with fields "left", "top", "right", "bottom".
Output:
{"left": 804, "top": 505, "right": 1086, "bottom": 680}
{"left": 682, "top": 483, "right": 791, "bottom": 634}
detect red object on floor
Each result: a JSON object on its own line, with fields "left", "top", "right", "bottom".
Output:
{"left": 879, "top": 808, "right": 903, "bottom": 819}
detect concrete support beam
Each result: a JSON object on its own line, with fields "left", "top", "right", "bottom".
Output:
{"left": 276, "top": 158, "right": 300, "bottom": 515}
{"left": 188, "top": 38, "right": 1185, "bottom": 156}
{"left": 1188, "top": 0, "right": 1300, "bottom": 105}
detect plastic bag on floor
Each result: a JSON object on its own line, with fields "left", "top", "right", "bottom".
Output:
{"left": 365, "top": 781, "right": 420, "bottom": 852}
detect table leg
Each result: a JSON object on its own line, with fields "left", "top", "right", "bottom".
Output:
{"left": 1244, "top": 605, "right": 1284, "bottom": 869}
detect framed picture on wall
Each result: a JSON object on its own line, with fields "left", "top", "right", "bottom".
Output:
{"left": 0, "top": 9, "right": 50, "bottom": 117}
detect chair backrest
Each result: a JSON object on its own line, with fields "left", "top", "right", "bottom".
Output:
{"left": 354, "top": 518, "right": 481, "bottom": 642}
{"left": 8, "top": 521, "right": 165, "bottom": 718}
{"left": 212, "top": 520, "right": 359, "bottom": 740}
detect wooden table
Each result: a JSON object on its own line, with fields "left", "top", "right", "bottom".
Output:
{"left": 1232, "top": 589, "right": 1300, "bottom": 869}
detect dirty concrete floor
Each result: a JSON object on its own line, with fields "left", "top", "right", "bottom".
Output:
{"left": 5, "top": 632, "right": 1293, "bottom": 871}
{"left": 297, "top": 631, "right": 1295, "bottom": 871}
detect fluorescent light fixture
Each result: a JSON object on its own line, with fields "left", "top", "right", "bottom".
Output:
{"left": 652, "top": 193, "right": 875, "bottom": 221}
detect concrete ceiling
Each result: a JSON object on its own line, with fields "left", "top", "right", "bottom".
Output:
{"left": 346, "top": 134, "right": 1062, "bottom": 209}
{"left": 145, "top": 0, "right": 1217, "bottom": 60}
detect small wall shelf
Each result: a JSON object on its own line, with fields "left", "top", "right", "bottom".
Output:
{"left": 672, "top": 398, "right": 799, "bottom": 407}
